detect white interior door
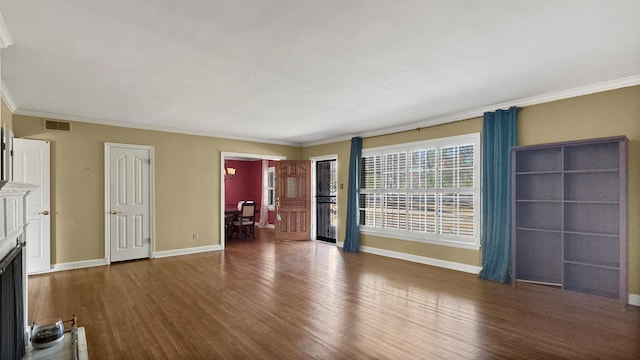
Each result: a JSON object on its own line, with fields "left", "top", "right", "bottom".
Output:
{"left": 106, "top": 143, "right": 153, "bottom": 262}
{"left": 13, "top": 138, "right": 51, "bottom": 274}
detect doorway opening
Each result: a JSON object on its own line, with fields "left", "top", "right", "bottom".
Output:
{"left": 312, "top": 157, "right": 337, "bottom": 244}
{"left": 220, "top": 152, "right": 285, "bottom": 248}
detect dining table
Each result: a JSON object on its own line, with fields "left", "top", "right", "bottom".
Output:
{"left": 224, "top": 204, "right": 260, "bottom": 239}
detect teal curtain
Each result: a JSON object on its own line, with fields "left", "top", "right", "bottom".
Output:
{"left": 480, "top": 107, "right": 519, "bottom": 283}
{"left": 343, "top": 137, "right": 362, "bottom": 253}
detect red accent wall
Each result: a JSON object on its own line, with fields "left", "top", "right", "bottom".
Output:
{"left": 225, "top": 160, "right": 256, "bottom": 206}
{"left": 249, "top": 161, "right": 262, "bottom": 206}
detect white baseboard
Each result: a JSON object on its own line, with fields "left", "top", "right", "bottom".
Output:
{"left": 153, "top": 244, "right": 223, "bottom": 258}
{"left": 30, "top": 258, "right": 109, "bottom": 274}
{"left": 629, "top": 294, "right": 640, "bottom": 307}
{"left": 29, "top": 245, "right": 224, "bottom": 274}
{"left": 360, "top": 245, "right": 482, "bottom": 274}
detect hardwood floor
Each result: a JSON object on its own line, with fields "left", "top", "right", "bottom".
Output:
{"left": 29, "top": 228, "right": 640, "bottom": 359}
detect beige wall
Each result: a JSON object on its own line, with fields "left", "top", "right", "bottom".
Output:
{"left": 1, "top": 100, "right": 12, "bottom": 129}
{"left": 302, "top": 85, "right": 640, "bottom": 295}
{"left": 13, "top": 115, "right": 302, "bottom": 264}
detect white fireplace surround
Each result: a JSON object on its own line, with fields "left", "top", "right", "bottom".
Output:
{"left": 0, "top": 181, "right": 38, "bottom": 356}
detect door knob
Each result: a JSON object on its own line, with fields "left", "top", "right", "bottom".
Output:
{"left": 39, "top": 210, "right": 49, "bottom": 216}
{"left": 111, "top": 210, "right": 120, "bottom": 215}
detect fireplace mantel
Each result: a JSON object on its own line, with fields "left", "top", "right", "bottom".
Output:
{"left": 0, "top": 181, "right": 39, "bottom": 192}
{"left": 0, "top": 181, "right": 37, "bottom": 262}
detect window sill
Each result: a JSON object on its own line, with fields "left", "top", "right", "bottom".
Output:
{"left": 359, "top": 227, "right": 480, "bottom": 250}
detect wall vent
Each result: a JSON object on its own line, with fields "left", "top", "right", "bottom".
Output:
{"left": 44, "top": 119, "right": 71, "bottom": 131}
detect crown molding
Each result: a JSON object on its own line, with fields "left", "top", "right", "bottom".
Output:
{"left": 510, "top": 74, "right": 640, "bottom": 109}
{"left": 1, "top": 82, "right": 17, "bottom": 112}
{"left": 12, "top": 108, "right": 303, "bottom": 147}
{"left": 302, "top": 75, "right": 640, "bottom": 147}
{"left": 9, "top": 75, "right": 640, "bottom": 148}
{"left": 0, "top": 12, "right": 12, "bottom": 49}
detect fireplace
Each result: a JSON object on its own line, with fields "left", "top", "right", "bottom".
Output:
{"left": 0, "top": 243, "right": 24, "bottom": 360}
{"left": 0, "top": 181, "right": 36, "bottom": 359}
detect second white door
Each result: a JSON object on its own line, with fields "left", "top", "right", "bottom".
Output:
{"left": 106, "top": 143, "right": 153, "bottom": 262}
{"left": 14, "top": 138, "right": 51, "bottom": 274}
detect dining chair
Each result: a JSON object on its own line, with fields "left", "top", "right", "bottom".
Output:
{"left": 224, "top": 213, "right": 234, "bottom": 240}
{"left": 233, "top": 201, "right": 256, "bottom": 239}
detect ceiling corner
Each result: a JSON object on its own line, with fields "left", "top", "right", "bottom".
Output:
{"left": 0, "top": 12, "right": 13, "bottom": 49}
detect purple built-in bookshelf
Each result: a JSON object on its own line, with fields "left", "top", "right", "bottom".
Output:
{"left": 511, "top": 136, "right": 628, "bottom": 304}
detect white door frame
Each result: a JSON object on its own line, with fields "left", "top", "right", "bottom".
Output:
{"left": 104, "top": 142, "right": 155, "bottom": 264}
{"left": 310, "top": 154, "right": 338, "bottom": 243}
{"left": 220, "top": 152, "right": 285, "bottom": 248}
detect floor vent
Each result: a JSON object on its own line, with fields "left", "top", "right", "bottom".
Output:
{"left": 44, "top": 119, "right": 71, "bottom": 131}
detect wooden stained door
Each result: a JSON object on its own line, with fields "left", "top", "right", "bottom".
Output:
{"left": 275, "top": 160, "right": 311, "bottom": 241}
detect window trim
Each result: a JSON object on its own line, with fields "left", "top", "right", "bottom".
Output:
{"left": 360, "top": 133, "right": 481, "bottom": 250}
{"left": 267, "top": 166, "right": 276, "bottom": 211}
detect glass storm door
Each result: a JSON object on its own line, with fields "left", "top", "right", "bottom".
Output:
{"left": 316, "top": 160, "right": 337, "bottom": 243}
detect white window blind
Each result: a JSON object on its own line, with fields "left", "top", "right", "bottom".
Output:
{"left": 267, "top": 167, "right": 276, "bottom": 209}
{"left": 360, "top": 134, "right": 480, "bottom": 249}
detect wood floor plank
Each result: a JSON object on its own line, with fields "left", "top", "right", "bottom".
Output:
{"left": 28, "top": 229, "right": 640, "bottom": 359}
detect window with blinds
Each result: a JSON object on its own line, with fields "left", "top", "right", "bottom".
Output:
{"left": 359, "top": 133, "right": 480, "bottom": 249}
{"left": 267, "top": 167, "right": 276, "bottom": 210}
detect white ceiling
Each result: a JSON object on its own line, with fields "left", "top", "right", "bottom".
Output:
{"left": 1, "top": 1, "right": 639, "bottom": 146}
